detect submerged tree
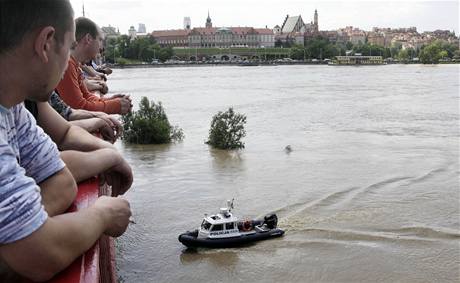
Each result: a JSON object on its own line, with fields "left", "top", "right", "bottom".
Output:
{"left": 122, "top": 97, "right": 184, "bottom": 144}
{"left": 206, "top": 107, "right": 246, "bottom": 150}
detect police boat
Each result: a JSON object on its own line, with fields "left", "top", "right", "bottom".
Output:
{"left": 178, "top": 200, "right": 284, "bottom": 248}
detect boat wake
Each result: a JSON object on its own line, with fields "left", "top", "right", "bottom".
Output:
{"left": 275, "top": 166, "right": 452, "bottom": 221}
{"left": 277, "top": 226, "right": 460, "bottom": 247}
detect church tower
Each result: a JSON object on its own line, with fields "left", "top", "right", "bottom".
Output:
{"left": 314, "top": 9, "right": 318, "bottom": 32}
{"left": 206, "top": 11, "right": 212, "bottom": 28}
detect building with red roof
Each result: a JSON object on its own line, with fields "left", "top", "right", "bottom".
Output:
{"left": 151, "top": 13, "right": 275, "bottom": 48}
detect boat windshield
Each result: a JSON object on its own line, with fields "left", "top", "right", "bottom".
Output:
{"left": 201, "top": 220, "right": 211, "bottom": 230}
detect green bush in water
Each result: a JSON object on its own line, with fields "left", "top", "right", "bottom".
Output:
{"left": 206, "top": 107, "right": 246, "bottom": 149}
{"left": 122, "top": 97, "right": 184, "bottom": 144}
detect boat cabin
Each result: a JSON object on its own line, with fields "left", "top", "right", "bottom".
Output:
{"left": 198, "top": 207, "right": 244, "bottom": 239}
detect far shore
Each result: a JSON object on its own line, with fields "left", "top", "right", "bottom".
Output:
{"left": 110, "top": 61, "right": 459, "bottom": 69}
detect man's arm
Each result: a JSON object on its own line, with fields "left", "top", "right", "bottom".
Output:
{"left": 61, "top": 149, "right": 123, "bottom": 183}
{"left": 68, "top": 110, "right": 122, "bottom": 143}
{"left": 37, "top": 102, "right": 133, "bottom": 194}
{"left": 0, "top": 196, "right": 131, "bottom": 282}
{"left": 84, "top": 79, "right": 108, "bottom": 94}
{"left": 67, "top": 108, "right": 97, "bottom": 120}
{"left": 56, "top": 61, "right": 122, "bottom": 114}
{"left": 49, "top": 94, "right": 119, "bottom": 143}
{"left": 0, "top": 134, "right": 131, "bottom": 282}
{"left": 36, "top": 102, "right": 114, "bottom": 151}
{"left": 81, "top": 64, "right": 106, "bottom": 80}
{"left": 39, "top": 167, "right": 77, "bottom": 217}
{"left": 69, "top": 118, "right": 116, "bottom": 143}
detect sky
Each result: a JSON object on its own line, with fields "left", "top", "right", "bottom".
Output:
{"left": 69, "top": 0, "right": 459, "bottom": 35}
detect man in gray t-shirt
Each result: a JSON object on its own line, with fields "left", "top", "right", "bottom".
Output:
{"left": 0, "top": 103, "right": 64, "bottom": 243}
{"left": 0, "top": 1, "right": 133, "bottom": 281}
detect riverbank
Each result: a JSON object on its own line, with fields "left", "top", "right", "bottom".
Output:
{"left": 110, "top": 61, "right": 459, "bottom": 69}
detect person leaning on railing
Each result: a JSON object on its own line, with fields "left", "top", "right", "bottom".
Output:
{"left": 56, "top": 17, "right": 132, "bottom": 115}
{"left": 81, "top": 60, "right": 109, "bottom": 95}
{"left": 48, "top": 91, "right": 122, "bottom": 143}
{"left": 0, "top": 0, "right": 133, "bottom": 281}
{"left": 25, "top": 92, "right": 126, "bottom": 183}
{"left": 25, "top": 99, "right": 130, "bottom": 184}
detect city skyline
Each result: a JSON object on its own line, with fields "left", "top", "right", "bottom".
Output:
{"left": 70, "top": 0, "right": 459, "bottom": 34}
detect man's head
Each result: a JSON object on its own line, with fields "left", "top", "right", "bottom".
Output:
{"left": 0, "top": 0, "right": 75, "bottom": 103}
{"left": 74, "top": 17, "right": 103, "bottom": 62}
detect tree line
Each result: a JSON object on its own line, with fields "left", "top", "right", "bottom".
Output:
{"left": 105, "top": 34, "right": 459, "bottom": 65}
{"left": 105, "top": 35, "right": 173, "bottom": 64}
{"left": 287, "top": 36, "right": 460, "bottom": 64}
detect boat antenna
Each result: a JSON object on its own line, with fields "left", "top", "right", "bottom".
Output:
{"left": 228, "top": 198, "right": 234, "bottom": 212}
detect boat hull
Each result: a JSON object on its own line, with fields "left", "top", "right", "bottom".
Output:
{"left": 178, "top": 228, "right": 285, "bottom": 248}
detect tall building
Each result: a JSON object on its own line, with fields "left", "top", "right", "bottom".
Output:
{"left": 184, "top": 17, "right": 191, "bottom": 30}
{"left": 138, "top": 23, "right": 146, "bottom": 33}
{"left": 206, "top": 11, "right": 212, "bottom": 28}
{"left": 314, "top": 9, "right": 318, "bottom": 32}
{"left": 128, "top": 26, "right": 137, "bottom": 39}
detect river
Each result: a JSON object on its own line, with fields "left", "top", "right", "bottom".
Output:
{"left": 108, "top": 64, "right": 460, "bottom": 282}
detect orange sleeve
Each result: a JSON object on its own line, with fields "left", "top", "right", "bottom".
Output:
{"left": 56, "top": 60, "right": 121, "bottom": 114}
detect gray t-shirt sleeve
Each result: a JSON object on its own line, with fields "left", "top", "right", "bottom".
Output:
{"left": 15, "top": 104, "right": 65, "bottom": 183}
{"left": 0, "top": 103, "right": 64, "bottom": 244}
{"left": 0, "top": 138, "right": 48, "bottom": 244}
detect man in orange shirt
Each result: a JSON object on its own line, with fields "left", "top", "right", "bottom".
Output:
{"left": 57, "top": 17, "right": 132, "bottom": 114}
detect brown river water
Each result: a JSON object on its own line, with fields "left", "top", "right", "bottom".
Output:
{"left": 109, "top": 64, "right": 459, "bottom": 282}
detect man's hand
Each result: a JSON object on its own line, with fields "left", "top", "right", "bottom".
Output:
{"left": 106, "top": 115, "right": 123, "bottom": 139}
{"left": 98, "top": 73, "right": 108, "bottom": 81}
{"left": 91, "top": 113, "right": 122, "bottom": 142}
{"left": 99, "top": 81, "right": 108, "bottom": 94}
{"left": 100, "top": 153, "right": 133, "bottom": 197}
{"left": 99, "top": 120, "right": 116, "bottom": 143}
{"left": 119, "top": 97, "right": 132, "bottom": 114}
{"left": 94, "top": 196, "right": 131, "bottom": 237}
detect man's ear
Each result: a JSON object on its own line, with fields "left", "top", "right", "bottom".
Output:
{"left": 84, "top": 33, "right": 93, "bottom": 46}
{"left": 34, "top": 26, "right": 56, "bottom": 63}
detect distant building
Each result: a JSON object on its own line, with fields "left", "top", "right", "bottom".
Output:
{"left": 281, "top": 15, "right": 306, "bottom": 34}
{"left": 319, "top": 30, "right": 348, "bottom": 44}
{"left": 101, "top": 25, "right": 120, "bottom": 40}
{"left": 138, "top": 23, "right": 146, "bottom": 33}
{"left": 350, "top": 31, "right": 366, "bottom": 45}
{"left": 189, "top": 27, "right": 274, "bottom": 48}
{"left": 255, "top": 28, "right": 276, "bottom": 47}
{"left": 313, "top": 9, "right": 318, "bottom": 32}
{"left": 337, "top": 26, "right": 366, "bottom": 45}
{"left": 184, "top": 17, "right": 191, "bottom": 30}
{"left": 151, "top": 29, "right": 190, "bottom": 47}
{"left": 276, "top": 10, "right": 319, "bottom": 46}
{"left": 423, "top": 30, "right": 456, "bottom": 41}
{"left": 367, "top": 31, "right": 385, "bottom": 46}
{"left": 128, "top": 26, "right": 137, "bottom": 40}
{"left": 205, "top": 11, "right": 212, "bottom": 28}
{"left": 152, "top": 13, "right": 275, "bottom": 48}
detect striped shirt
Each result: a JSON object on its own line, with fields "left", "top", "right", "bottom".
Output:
{"left": 0, "top": 103, "right": 64, "bottom": 244}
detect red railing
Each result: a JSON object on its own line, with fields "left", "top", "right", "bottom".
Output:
{"left": 46, "top": 178, "right": 115, "bottom": 283}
